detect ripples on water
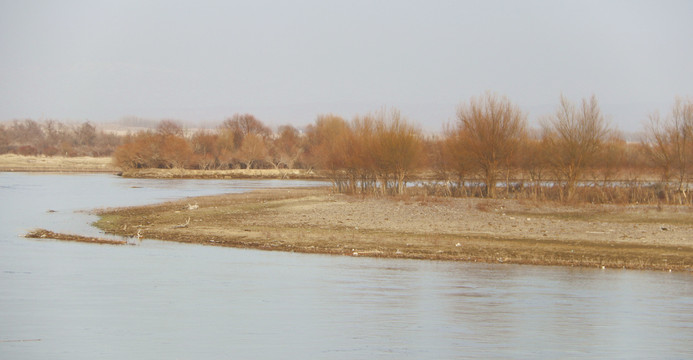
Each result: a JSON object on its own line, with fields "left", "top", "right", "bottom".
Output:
{"left": 1, "top": 173, "right": 692, "bottom": 359}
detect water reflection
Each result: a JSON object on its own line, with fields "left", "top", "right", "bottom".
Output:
{"left": 0, "top": 173, "right": 692, "bottom": 359}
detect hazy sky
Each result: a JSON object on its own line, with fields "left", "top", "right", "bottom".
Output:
{"left": 1, "top": 0, "right": 691, "bottom": 132}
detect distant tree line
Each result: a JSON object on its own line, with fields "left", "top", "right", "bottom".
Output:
{"left": 111, "top": 115, "right": 305, "bottom": 172}
{"left": 2, "top": 93, "right": 692, "bottom": 204}
{"left": 0, "top": 119, "right": 121, "bottom": 156}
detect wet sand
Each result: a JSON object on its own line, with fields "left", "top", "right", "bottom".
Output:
{"left": 25, "top": 229, "right": 126, "bottom": 245}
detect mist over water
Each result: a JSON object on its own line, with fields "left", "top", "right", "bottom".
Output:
{"left": 1, "top": 173, "right": 692, "bottom": 359}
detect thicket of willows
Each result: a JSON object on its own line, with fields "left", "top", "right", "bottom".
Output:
{"left": 2, "top": 93, "right": 692, "bottom": 204}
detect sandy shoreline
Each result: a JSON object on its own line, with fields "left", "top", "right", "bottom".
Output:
{"left": 93, "top": 187, "right": 693, "bottom": 272}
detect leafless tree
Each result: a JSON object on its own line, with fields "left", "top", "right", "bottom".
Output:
{"left": 518, "top": 136, "right": 549, "bottom": 200}
{"left": 669, "top": 97, "right": 693, "bottom": 198}
{"left": 75, "top": 122, "right": 97, "bottom": 147}
{"left": 237, "top": 133, "right": 268, "bottom": 169}
{"left": 0, "top": 123, "right": 9, "bottom": 153}
{"left": 190, "top": 130, "right": 220, "bottom": 169}
{"left": 270, "top": 125, "right": 304, "bottom": 169}
{"left": 156, "top": 119, "right": 184, "bottom": 137}
{"left": 221, "top": 113, "right": 271, "bottom": 149}
{"left": 455, "top": 92, "right": 527, "bottom": 198}
{"left": 642, "top": 113, "right": 675, "bottom": 183}
{"left": 304, "top": 114, "right": 352, "bottom": 191}
{"left": 369, "top": 109, "right": 423, "bottom": 195}
{"left": 542, "top": 94, "right": 611, "bottom": 201}
{"left": 642, "top": 97, "right": 693, "bottom": 203}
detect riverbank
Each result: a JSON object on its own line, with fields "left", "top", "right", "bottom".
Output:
{"left": 0, "top": 154, "right": 324, "bottom": 179}
{"left": 93, "top": 187, "right": 693, "bottom": 271}
{"left": 0, "top": 154, "right": 116, "bottom": 173}
{"left": 119, "top": 167, "right": 325, "bottom": 180}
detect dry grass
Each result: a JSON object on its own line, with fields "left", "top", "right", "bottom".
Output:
{"left": 120, "top": 168, "right": 325, "bottom": 180}
{"left": 94, "top": 187, "right": 693, "bottom": 272}
{"left": 0, "top": 154, "right": 116, "bottom": 172}
{"left": 0, "top": 154, "right": 324, "bottom": 180}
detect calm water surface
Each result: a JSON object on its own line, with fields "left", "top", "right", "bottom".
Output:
{"left": 1, "top": 173, "right": 692, "bottom": 359}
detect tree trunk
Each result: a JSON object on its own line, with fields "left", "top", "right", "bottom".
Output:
{"left": 485, "top": 173, "right": 496, "bottom": 198}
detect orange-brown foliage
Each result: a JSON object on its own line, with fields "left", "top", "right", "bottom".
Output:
{"left": 453, "top": 92, "right": 527, "bottom": 198}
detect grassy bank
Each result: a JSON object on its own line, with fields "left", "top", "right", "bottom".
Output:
{"left": 0, "top": 154, "right": 116, "bottom": 173}
{"left": 93, "top": 187, "right": 693, "bottom": 272}
{"left": 0, "top": 154, "right": 326, "bottom": 180}
{"left": 119, "top": 168, "right": 326, "bottom": 180}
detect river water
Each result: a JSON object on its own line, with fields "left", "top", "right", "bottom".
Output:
{"left": 1, "top": 173, "right": 692, "bottom": 359}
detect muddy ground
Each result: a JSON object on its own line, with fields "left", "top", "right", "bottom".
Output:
{"left": 93, "top": 187, "right": 693, "bottom": 272}
{"left": 25, "top": 229, "right": 127, "bottom": 245}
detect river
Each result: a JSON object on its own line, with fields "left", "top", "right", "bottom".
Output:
{"left": 1, "top": 173, "right": 692, "bottom": 359}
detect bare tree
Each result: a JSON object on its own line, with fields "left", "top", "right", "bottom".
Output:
{"left": 190, "top": 130, "right": 219, "bottom": 169}
{"left": 642, "top": 112, "right": 675, "bottom": 184}
{"left": 270, "top": 125, "right": 304, "bottom": 169}
{"left": 158, "top": 135, "right": 192, "bottom": 169}
{"left": 0, "top": 123, "right": 9, "bottom": 153}
{"left": 350, "top": 115, "right": 377, "bottom": 193}
{"left": 10, "top": 119, "right": 44, "bottom": 154}
{"left": 43, "top": 120, "right": 69, "bottom": 155}
{"left": 542, "top": 94, "right": 611, "bottom": 201}
{"left": 455, "top": 92, "right": 527, "bottom": 198}
{"left": 113, "top": 132, "right": 157, "bottom": 169}
{"left": 304, "top": 114, "right": 353, "bottom": 191}
{"left": 221, "top": 113, "right": 271, "bottom": 148}
{"left": 670, "top": 97, "right": 693, "bottom": 198}
{"left": 237, "top": 133, "right": 268, "bottom": 169}
{"left": 156, "top": 119, "right": 184, "bottom": 137}
{"left": 75, "top": 122, "right": 97, "bottom": 147}
{"left": 642, "top": 97, "right": 693, "bottom": 203}
{"left": 370, "top": 109, "right": 423, "bottom": 195}
{"left": 215, "top": 126, "right": 236, "bottom": 168}
{"left": 433, "top": 124, "right": 475, "bottom": 197}
{"left": 518, "top": 136, "right": 549, "bottom": 200}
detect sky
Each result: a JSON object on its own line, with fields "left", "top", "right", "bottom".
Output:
{"left": 1, "top": 0, "right": 691, "bottom": 133}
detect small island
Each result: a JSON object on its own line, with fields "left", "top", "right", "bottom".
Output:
{"left": 94, "top": 187, "right": 693, "bottom": 272}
